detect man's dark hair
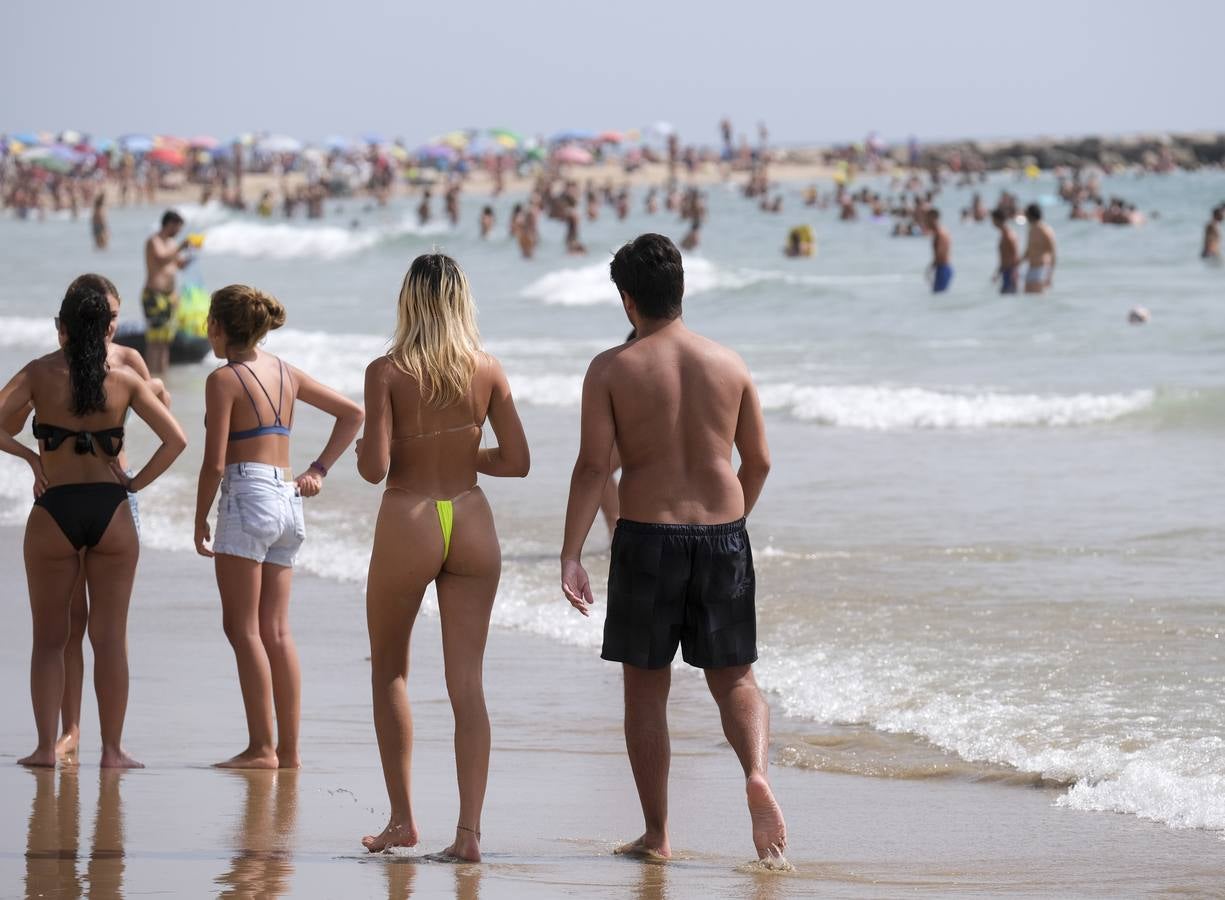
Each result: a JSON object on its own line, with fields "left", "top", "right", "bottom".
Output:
{"left": 161, "top": 210, "right": 185, "bottom": 228}
{"left": 1025, "top": 203, "right": 1042, "bottom": 221}
{"left": 609, "top": 233, "right": 684, "bottom": 320}
{"left": 991, "top": 209, "right": 1006, "bottom": 225}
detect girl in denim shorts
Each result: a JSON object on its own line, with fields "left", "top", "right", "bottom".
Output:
{"left": 194, "top": 284, "right": 363, "bottom": 769}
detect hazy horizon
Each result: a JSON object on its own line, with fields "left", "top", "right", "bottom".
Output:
{"left": 3, "top": 0, "right": 1220, "bottom": 148}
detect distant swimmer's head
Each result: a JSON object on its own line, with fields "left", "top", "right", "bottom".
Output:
{"left": 58, "top": 276, "right": 118, "bottom": 416}
{"left": 991, "top": 209, "right": 1007, "bottom": 227}
{"left": 609, "top": 233, "right": 684, "bottom": 323}
{"left": 160, "top": 209, "right": 185, "bottom": 238}
{"left": 390, "top": 252, "right": 482, "bottom": 407}
{"left": 207, "top": 284, "right": 287, "bottom": 357}
{"left": 1025, "top": 203, "right": 1042, "bottom": 222}
{"left": 1128, "top": 306, "right": 1150, "bottom": 324}
{"left": 925, "top": 208, "right": 940, "bottom": 226}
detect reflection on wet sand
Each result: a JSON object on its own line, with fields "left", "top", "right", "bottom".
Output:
{"left": 631, "top": 859, "right": 669, "bottom": 900}
{"left": 380, "top": 857, "right": 482, "bottom": 899}
{"left": 214, "top": 770, "right": 299, "bottom": 898}
{"left": 24, "top": 768, "right": 127, "bottom": 900}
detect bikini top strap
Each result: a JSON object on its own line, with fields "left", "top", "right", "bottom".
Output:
{"left": 274, "top": 357, "right": 291, "bottom": 428}
{"left": 227, "top": 363, "right": 266, "bottom": 427}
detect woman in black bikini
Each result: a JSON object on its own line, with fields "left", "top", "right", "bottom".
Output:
{"left": 0, "top": 278, "right": 187, "bottom": 768}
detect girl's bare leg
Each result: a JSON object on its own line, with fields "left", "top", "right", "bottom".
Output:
{"left": 57, "top": 568, "right": 88, "bottom": 758}
{"left": 433, "top": 491, "right": 500, "bottom": 863}
{"left": 21, "top": 508, "right": 81, "bottom": 768}
{"left": 215, "top": 555, "right": 278, "bottom": 769}
{"left": 257, "top": 564, "right": 301, "bottom": 768}
{"left": 363, "top": 492, "right": 432, "bottom": 852}
{"left": 83, "top": 506, "right": 142, "bottom": 768}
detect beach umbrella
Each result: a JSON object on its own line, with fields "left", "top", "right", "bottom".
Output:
{"left": 417, "top": 144, "right": 458, "bottom": 162}
{"left": 321, "top": 135, "right": 353, "bottom": 151}
{"left": 550, "top": 129, "right": 596, "bottom": 144}
{"left": 257, "top": 134, "right": 303, "bottom": 154}
{"left": 20, "top": 147, "right": 74, "bottom": 173}
{"left": 598, "top": 131, "right": 624, "bottom": 144}
{"left": 361, "top": 132, "right": 386, "bottom": 145}
{"left": 554, "top": 145, "right": 594, "bottom": 165}
{"left": 149, "top": 147, "right": 186, "bottom": 167}
{"left": 119, "top": 134, "right": 154, "bottom": 153}
{"left": 156, "top": 135, "right": 189, "bottom": 151}
{"left": 438, "top": 131, "right": 469, "bottom": 149}
{"left": 92, "top": 137, "right": 114, "bottom": 152}
{"left": 649, "top": 121, "right": 675, "bottom": 136}
{"left": 12, "top": 131, "right": 42, "bottom": 146}
{"left": 59, "top": 129, "right": 83, "bottom": 145}
{"left": 189, "top": 135, "right": 219, "bottom": 149}
{"left": 488, "top": 127, "right": 522, "bottom": 148}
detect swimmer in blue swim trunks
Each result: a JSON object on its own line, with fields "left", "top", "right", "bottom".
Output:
{"left": 1022, "top": 204, "right": 1057, "bottom": 294}
{"left": 926, "top": 209, "right": 953, "bottom": 293}
{"left": 993, "top": 209, "right": 1020, "bottom": 294}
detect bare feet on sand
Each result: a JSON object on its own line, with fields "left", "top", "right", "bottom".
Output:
{"left": 18, "top": 747, "right": 57, "bottom": 768}
{"left": 614, "top": 833, "right": 671, "bottom": 861}
{"left": 425, "top": 826, "right": 481, "bottom": 863}
{"left": 100, "top": 747, "right": 145, "bottom": 769}
{"left": 362, "top": 819, "right": 419, "bottom": 853}
{"left": 214, "top": 748, "right": 278, "bottom": 770}
{"left": 747, "top": 773, "right": 787, "bottom": 859}
{"left": 55, "top": 730, "right": 80, "bottom": 759}
{"left": 276, "top": 751, "right": 301, "bottom": 769}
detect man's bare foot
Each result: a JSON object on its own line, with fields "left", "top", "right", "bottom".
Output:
{"left": 214, "top": 749, "right": 278, "bottom": 770}
{"left": 100, "top": 747, "right": 145, "bottom": 769}
{"left": 613, "top": 833, "right": 671, "bottom": 861}
{"left": 18, "top": 748, "right": 56, "bottom": 768}
{"left": 276, "top": 752, "right": 301, "bottom": 769}
{"left": 55, "top": 731, "right": 80, "bottom": 758}
{"left": 362, "top": 818, "right": 419, "bottom": 853}
{"left": 747, "top": 773, "right": 786, "bottom": 859}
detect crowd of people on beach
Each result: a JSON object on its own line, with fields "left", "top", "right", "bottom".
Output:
{"left": 0, "top": 232, "right": 789, "bottom": 866}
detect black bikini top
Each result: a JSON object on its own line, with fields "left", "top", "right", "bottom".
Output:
{"left": 32, "top": 419, "right": 125, "bottom": 457}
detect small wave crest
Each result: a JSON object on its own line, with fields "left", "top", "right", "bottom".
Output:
{"left": 201, "top": 216, "right": 450, "bottom": 261}
{"left": 519, "top": 258, "right": 907, "bottom": 306}
{"left": 0, "top": 315, "right": 55, "bottom": 349}
{"left": 758, "top": 383, "right": 1155, "bottom": 430}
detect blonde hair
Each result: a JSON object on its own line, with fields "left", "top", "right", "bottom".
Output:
{"left": 209, "top": 284, "right": 286, "bottom": 350}
{"left": 389, "top": 253, "right": 481, "bottom": 407}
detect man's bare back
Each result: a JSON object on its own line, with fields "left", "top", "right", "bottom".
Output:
{"left": 591, "top": 322, "right": 756, "bottom": 525}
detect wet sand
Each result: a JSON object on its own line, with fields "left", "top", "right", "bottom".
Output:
{"left": 1, "top": 526, "right": 1222, "bottom": 897}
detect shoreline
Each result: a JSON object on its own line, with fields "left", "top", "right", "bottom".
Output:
{"left": 2, "top": 525, "right": 1223, "bottom": 896}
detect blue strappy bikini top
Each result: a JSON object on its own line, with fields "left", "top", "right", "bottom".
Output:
{"left": 225, "top": 359, "right": 292, "bottom": 442}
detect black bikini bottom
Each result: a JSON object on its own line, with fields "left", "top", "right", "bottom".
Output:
{"left": 33, "top": 483, "right": 131, "bottom": 550}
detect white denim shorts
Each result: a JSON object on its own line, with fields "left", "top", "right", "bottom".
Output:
{"left": 213, "top": 462, "right": 305, "bottom": 567}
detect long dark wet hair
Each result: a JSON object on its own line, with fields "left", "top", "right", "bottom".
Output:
{"left": 59, "top": 275, "right": 115, "bottom": 416}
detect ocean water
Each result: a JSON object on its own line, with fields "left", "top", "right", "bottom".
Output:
{"left": 1, "top": 169, "right": 1222, "bottom": 838}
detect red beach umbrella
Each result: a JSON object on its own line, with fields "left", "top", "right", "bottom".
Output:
{"left": 148, "top": 147, "right": 186, "bottom": 167}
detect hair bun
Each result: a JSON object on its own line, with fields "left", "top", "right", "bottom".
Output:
{"left": 262, "top": 293, "right": 287, "bottom": 331}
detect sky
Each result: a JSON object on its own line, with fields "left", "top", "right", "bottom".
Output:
{"left": 2, "top": 0, "right": 1220, "bottom": 147}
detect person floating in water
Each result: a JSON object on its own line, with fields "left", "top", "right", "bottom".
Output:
{"left": 560, "top": 233, "right": 786, "bottom": 863}
{"left": 1021, "top": 203, "right": 1057, "bottom": 293}
{"left": 926, "top": 209, "right": 953, "bottom": 293}
{"left": 992, "top": 209, "right": 1020, "bottom": 294}
{"left": 783, "top": 225, "right": 815, "bottom": 257}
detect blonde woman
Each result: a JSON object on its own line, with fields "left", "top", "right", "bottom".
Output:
{"left": 195, "top": 285, "right": 363, "bottom": 770}
{"left": 358, "top": 253, "right": 529, "bottom": 860}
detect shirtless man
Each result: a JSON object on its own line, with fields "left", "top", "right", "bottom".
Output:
{"left": 560, "top": 233, "right": 785, "bottom": 863}
{"left": 1021, "top": 203, "right": 1057, "bottom": 294}
{"left": 142, "top": 210, "right": 190, "bottom": 375}
{"left": 992, "top": 209, "right": 1020, "bottom": 294}
{"left": 1202, "top": 206, "right": 1222, "bottom": 260}
{"left": 0, "top": 273, "right": 171, "bottom": 759}
{"left": 926, "top": 209, "right": 953, "bottom": 293}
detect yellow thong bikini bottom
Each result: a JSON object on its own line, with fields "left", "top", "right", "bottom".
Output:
{"left": 435, "top": 499, "right": 453, "bottom": 561}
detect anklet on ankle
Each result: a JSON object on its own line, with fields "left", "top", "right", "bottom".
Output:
{"left": 456, "top": 824, "right": 481, "bottom": 839}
